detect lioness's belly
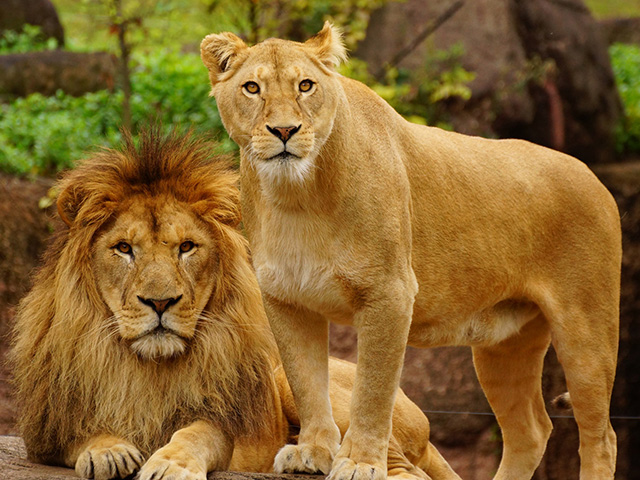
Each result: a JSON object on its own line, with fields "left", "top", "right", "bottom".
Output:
{"left": 408, "top": 298, "right": 541, "bottom": 348}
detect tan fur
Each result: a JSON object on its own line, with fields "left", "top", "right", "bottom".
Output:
{"left": 202, "top": 22, "right": 621, "bottom": 480}
{"left": 10, "top": 128, "right": 458, "bottom": 480}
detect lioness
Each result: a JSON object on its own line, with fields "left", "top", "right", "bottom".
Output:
{"left": 10, "top": 129, "right": 458, "bottom": 480}
{"left": 201, "top": 23, "right": 621, "bottom": 480}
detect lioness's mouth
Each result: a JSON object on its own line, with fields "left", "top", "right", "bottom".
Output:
{"left": 268, "top": 152, "right": 300, "bottom": 163}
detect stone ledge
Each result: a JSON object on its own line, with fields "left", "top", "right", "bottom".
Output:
{"left": 0, "top": 436, "right": 323, "bottom": 480}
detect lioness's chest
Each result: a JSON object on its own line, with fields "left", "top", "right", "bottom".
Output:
{"left": 251, "top": 212, "right": 354, "bottom": 322}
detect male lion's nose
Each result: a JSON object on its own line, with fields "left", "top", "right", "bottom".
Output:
{"left": 266, "top": 125, "right": 301, "bottom": 143}
{"left": 137, "top": 295, "right": 183, "bottom": 316}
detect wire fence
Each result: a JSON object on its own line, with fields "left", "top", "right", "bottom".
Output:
{"left": 421, "top": 409, "right": 640, "bottom": 420}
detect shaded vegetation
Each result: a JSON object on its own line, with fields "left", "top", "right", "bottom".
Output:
{"left": 611, "top": 43, "right": 640, "bottom": 155}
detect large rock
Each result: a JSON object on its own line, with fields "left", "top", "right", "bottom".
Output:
{"left": 0, "top": 0, "right": 64, "bottom": 47}
{"left": 0, "top": 51, "right": 116, "bottom": 100}
{"left": 0, "top": 435, "right": 323, "bottom": 480}
{"left": 356, "top": 0, "right": 622, "bottom": 164}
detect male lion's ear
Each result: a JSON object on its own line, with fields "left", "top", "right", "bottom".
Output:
{"left": 304, "top": 21, "right": 348, "bottom": 69}
{"left": 56, "top": 183, "right": 82, "bottom": 227}
{"left": 201, "top": 32, "right": 248, "bottom": 84}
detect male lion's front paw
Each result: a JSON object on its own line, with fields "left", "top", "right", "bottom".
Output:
{"left": 137, "top": 451, "right": 206, "bottom": 480}
{"left": 75, "top": 442, "right": 144, "bottom": 480}
{"left": 273, "top": 443, "right": 334, "bottom": 475}
{"left": 329, "top": 457, "right": 387, "bottom": 480}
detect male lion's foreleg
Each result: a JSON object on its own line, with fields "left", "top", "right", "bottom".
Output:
{"left": 138, "top": 421, "right": 234, "bottom": 480}
{"left": 69, "top": 434, "right": 145, "bottom": 480}
{"left": 268, "top": 300, "right": 341, "bottom": 475}
{"left": 330, "top": 286, "right": 414, "bottom": 480}
{"left": 472, "top": 316, "right": 552, "bottom": 480}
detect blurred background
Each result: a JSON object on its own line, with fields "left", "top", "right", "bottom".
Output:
{"left": 0, "top": 0, "right": 639, "bottom": 479}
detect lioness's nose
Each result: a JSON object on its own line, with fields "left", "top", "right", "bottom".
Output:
{"left": 137, "top": 295, "right": 183, "bottom": 316}
{"left": 266, "top": 125, "right": 301, "bottom": 143}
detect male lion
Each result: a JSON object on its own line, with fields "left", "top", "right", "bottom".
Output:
{"left": 201, "top": 22, "right": 621, "bottom": 480}
{"left": 10, "top": 129, "right": 459, "bottom": 480}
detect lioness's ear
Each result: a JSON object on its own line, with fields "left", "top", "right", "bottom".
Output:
{"left": 201, "top": 32, "right": 248, "bottom": 84}
{"left": 304, "top": 21, "right": 348, "bottom": 69}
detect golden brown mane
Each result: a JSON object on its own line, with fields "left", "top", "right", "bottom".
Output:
{"left": 11, "top": 128, "right": 278, "bottom": 465}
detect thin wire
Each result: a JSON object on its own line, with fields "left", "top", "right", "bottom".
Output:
{"left": 421, "top": 410, "right": 640, "bottom": 420}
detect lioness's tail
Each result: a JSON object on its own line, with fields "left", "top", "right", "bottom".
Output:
{"left": 551, "top": 392, "right": 573, "bottom": 411}
{"left": 417, "top": 442, "right": 462, "bottom": 480}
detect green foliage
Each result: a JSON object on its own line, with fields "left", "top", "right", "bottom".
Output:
{"left": 610, "top": 43, "right": 640, "bottom": 154}
{"left": 202, "top": 0, "right": 390, "bottom": 47}
{"left": 340, "top": 44, "right": 475, "bottom": 127}
{"left": 584, "top": 0, "right": 640, "bottom": 18}
{"left": 0, "top": 25, "right": 58, "bottom": 54}
{"left": 0, "top": 49, "right": 232, "bottom": 176}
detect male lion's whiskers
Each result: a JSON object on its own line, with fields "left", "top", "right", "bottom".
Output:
{"left": 196, "top": 312, "right": 271, "bottom": 333}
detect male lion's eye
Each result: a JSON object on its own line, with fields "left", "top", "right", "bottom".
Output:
{"left": 180, "top": 241, "right": 195, "bottom": 254}
{"left": 299, "top": 79, "right": 314, "bottom": 92}
{"left": 243, "top": 82, "right": 260, "bottom": 94}
{"left": 115, "top": 242, "right": 132, "bottom": 255}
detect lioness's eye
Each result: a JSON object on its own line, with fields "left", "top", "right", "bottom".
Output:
{"left": 299, "top": 79, "right": 314, "bottom": 92}
{"left": 243, "top": 81, "right": 260, "bottom": 94}
{"left": 115, "top": 242, "right": 132, "bottom": 255}
{"left": 180, "top": 241, "right": 195, "bottom": 254}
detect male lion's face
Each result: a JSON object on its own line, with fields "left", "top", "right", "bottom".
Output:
{"left": 209, "top": 40, "right": 341, "bottom": 183}
{"left": 93, "top": 197, "right": 217, "bottom": 359}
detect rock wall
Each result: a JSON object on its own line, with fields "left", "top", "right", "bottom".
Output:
{"left": 0, "top": 174, "right": 54, "bottom": 436}
{"left": 599, "top": 17, "right": 640, "bottom": 45}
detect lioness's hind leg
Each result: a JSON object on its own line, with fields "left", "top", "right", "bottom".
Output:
{"left": 472, "top": 315, "right": 552, "bottom": 480}
{"left": 548, "top": 306, "right": 618, "bottom": 480}
{"left": 73, "top": 435, "right": 144, "bottom": 480}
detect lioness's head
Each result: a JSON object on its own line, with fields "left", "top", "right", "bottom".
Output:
{"left": 56, "top": 129, "right": 242, "bottom": 360}
{"left": 201, "top": 22, "right": 347, "bottom": 183}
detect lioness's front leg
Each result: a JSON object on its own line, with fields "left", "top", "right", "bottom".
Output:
{"left": 138, "top": 421, "right": 234, "bottom": 480}
{"left": 268, "top": 300, "right": 341, "bottom": 475}
{"left": 331, "top": 283, "right": 414, "bottom": 480}
{"left": 68, "top": 434, "right": 145, "bottom": 480}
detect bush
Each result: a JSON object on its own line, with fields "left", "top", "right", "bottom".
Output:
{"left": 0, "top": 49, "right": 232, "bottom": 176}
{"left": 610, "top": 43, "right": 640, "bottom": 155}
{"left": 0, "top": 24, "right": 58, "bottom": 54}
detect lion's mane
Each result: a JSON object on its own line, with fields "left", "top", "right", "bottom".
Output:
{"left": 10, "top": 128, "right": 279, "bottom": 464}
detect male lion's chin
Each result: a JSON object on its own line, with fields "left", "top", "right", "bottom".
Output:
{"left": 130, "top": 334, "right": 186, "bottom": 360}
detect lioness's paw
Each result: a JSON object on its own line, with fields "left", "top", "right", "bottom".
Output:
{"left": 274, "top": 443, "right": 334, "bottom": 475}
{"left": 75, "top": 442, "right": 144, "bottom": 480}
{"left": 329, "top": 458, "right": 387, "bottom": 480}
{"left": 137, "top": 452, "right": 206, "bottom": 480}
